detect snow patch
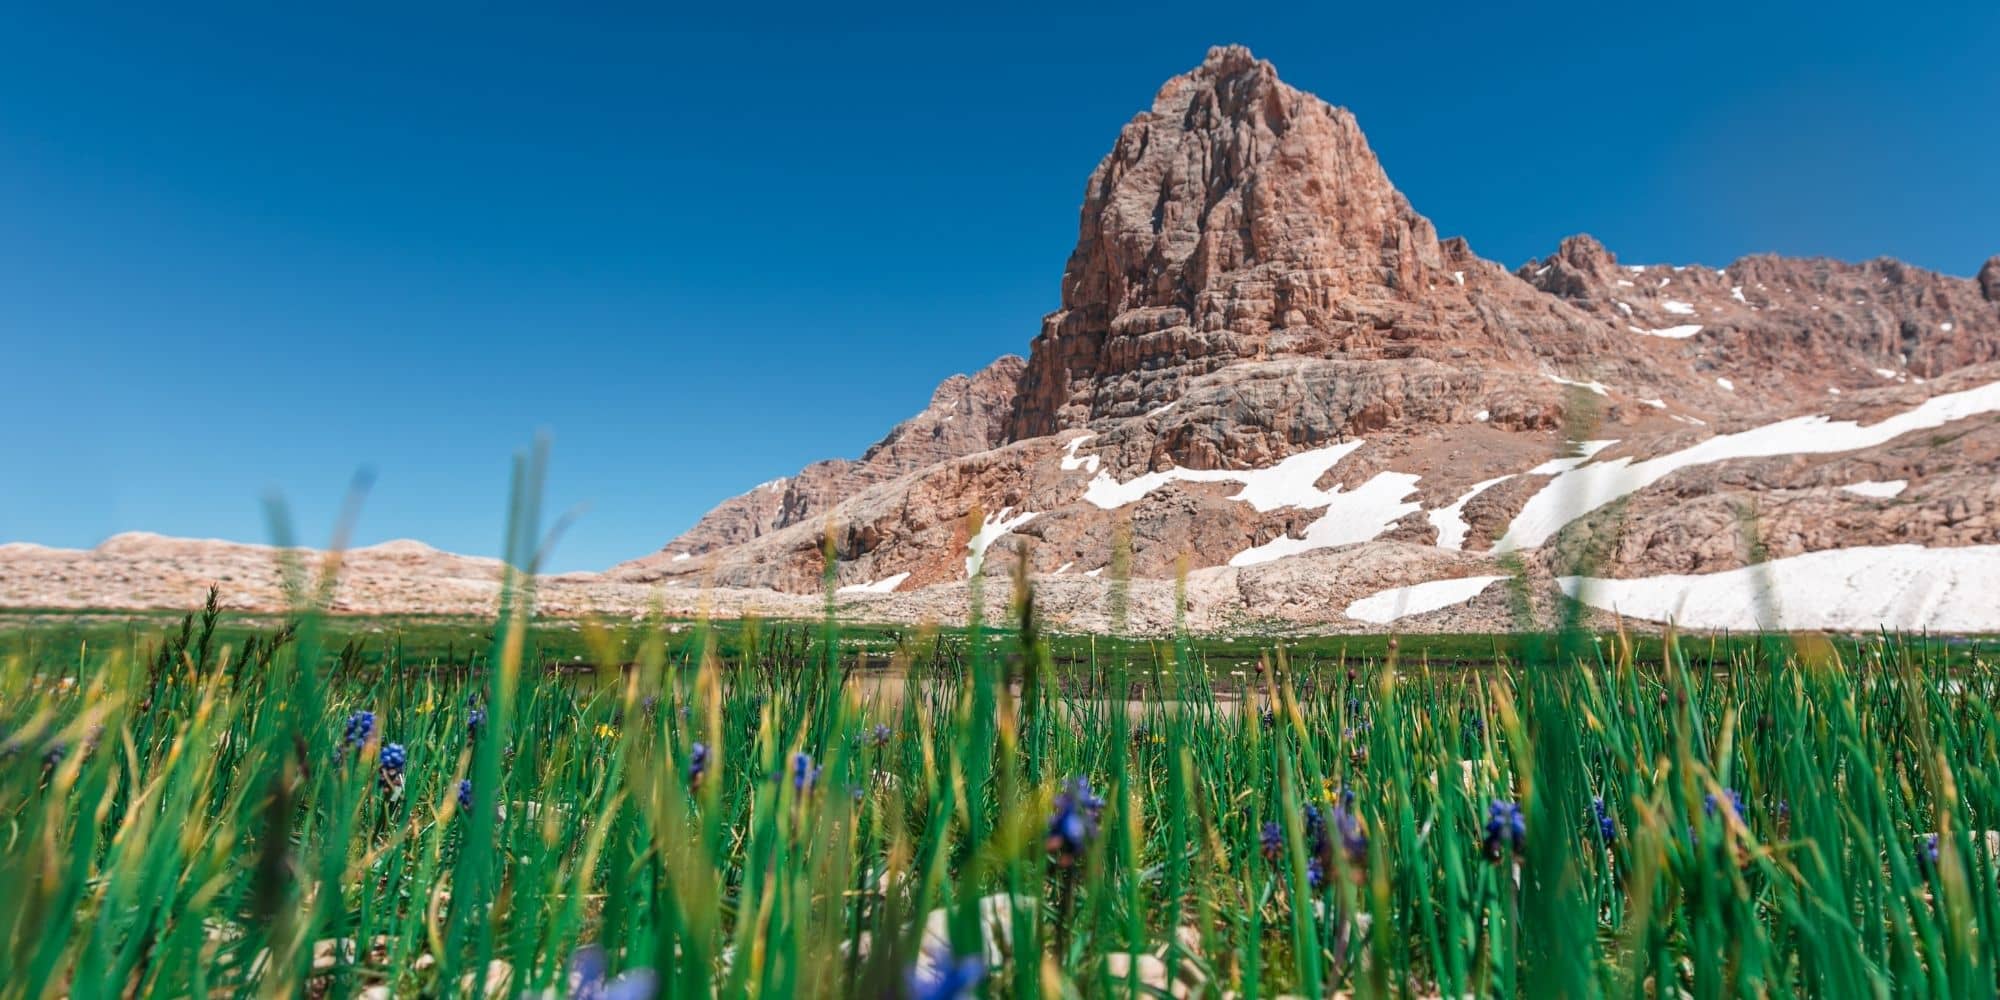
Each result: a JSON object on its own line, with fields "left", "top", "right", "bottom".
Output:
{"left": 1730, "top": 286, "right": 1747, "bottom": 303}
{"left": 1227, "top": 472, "right": 1423, "bottom": 566}
{"left": 1497, "top": 379, "right": 2000, "bottom": 552}
{"left": 1716, "top": 377, "right": 1735, "bottom": 391}
{"left": 1874, "top": 368, "right": 1901, "bottom": 380}
{"left": 1082, "top": 441, "right": 1366, "bottom": 511}
{"left": 1529, "top": 440, "right": 1617, "bottom": 476}
{"left": 1452, "top": 270, "right": 1465, "bottom": 285}
{"left": 671, "top": 552, "right": 692, "bottom": 563}
{"left": 1558, "top": 545, "right": 2000, "bottom": 631}
{"left": 837, "top": 572, "right": 911, "bottom": 596}
{"left": 1640, "top": 398, "right": 1667, "bottom": 409}
{"left": 1060, "top": 434, "right": 1100, "bottom": 474}
{"left": 966, "top": 508, "right": 1037, "bottom": 577}
{"left": 1346, "top": 576, "right": 1509, "bottom": 624}
{"left": 1840, "top": 479, "right": 1907, "bottom": 499}
{"left": 1427, "top": 476, "right": 1513, "bottom": 551}
{"left": 1634, "top": 324, "right": 1703, "bottom": 339}
{"left": 1546, "top": 373, "right": 1610, "bottom": 397}
{"left": 1474, "top": 409, "right": 1490, "bottom": 422}
{"left": 1662, "top": 299, "right": 1696, "bottom": 315}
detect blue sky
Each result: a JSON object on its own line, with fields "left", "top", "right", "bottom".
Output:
{"left": 3, "top": 3, "right": 1995, "bottom": 572}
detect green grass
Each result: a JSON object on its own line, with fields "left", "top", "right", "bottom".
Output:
{"left": 3, "top": 579, "right": 1999, "bottom": 998}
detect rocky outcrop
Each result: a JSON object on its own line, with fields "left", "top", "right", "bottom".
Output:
{"left": 626, "top": 355, "right": 1025, "bottom": 568}
{"left": 1519, "top": 235, "right": 2000, "bottom": 389}
{"left": 1007, "top": 45, "right": 1623, "bottom": 437}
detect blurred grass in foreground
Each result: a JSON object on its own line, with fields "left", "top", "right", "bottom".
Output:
{"left": 5, "top": 583, "right": 1998, "bottom": 997}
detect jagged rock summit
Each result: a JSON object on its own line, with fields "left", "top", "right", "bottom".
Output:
{"left": 8, "top": 46, "right": 2000, "bottom": 633}
{"left": 1011, "top": 45, "right": 1616, "bottom": 436}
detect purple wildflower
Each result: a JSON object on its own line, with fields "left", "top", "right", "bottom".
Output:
{"left": 787, "top": 751, "right": 821, "bottom": 793}
{"left": 567, "top": 944, "right": 657, "bottom": 1000}
{"left": 343, "top": 710, "right": 375, "bottom": 749}
{"left": 1260, "top": 821, "right": 1284, "bottom": 863}
{"left": 1592, "top": 797, "right": 1617, "bottom": 845}
{"left": 907, "top": 945, "right": 984, "bottom": 1000}
{"left": 688, "top": 742, "right": 709, "bottom": 790}
{"left": 378, "top": 742, "right": 407, "bottom": 800}
{"left": 1704, "top": 788, "right": 1744, "bottom": 821}
{"left": 1484, "top": 800, "right": 1526, "bottom": 861}
{"left": 1047, "top": 776, "right": 1105, "bottom": 865}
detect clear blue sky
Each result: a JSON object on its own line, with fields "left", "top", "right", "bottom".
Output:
{"left": 4, "top": 3, "right": 1995, "bottom": 572}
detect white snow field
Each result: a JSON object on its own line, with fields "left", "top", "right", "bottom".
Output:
{"left": 1345, "top": 575, "right": 1510, "bottom": 624}
{"left": 836, "top": 572, "right": 911, "bottom": 595}
{"left": 1558, "top": 545, "right": 2000, "bottom": 632}
{"left": 1496, "top": 380, "right": 2000, "bottom": 552}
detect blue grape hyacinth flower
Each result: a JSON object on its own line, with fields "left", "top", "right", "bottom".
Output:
{"left": 688, "top": 742, "right": 710, "bottom": 790}
{"left": 1484, "top": 799, "right": 1526, "bottom": 861}
{"left": 788, "top": 751, "right": 821, "bottom": 793}
{"left": 566, "top": 944, "right": 657, "bottom": 1000}
{"left": 1046, "top": 775, "right": 1105, "bottom": 866}
{"left": 343, "top": 710, "right": 375, "bottom": 748}
{"left": 907, "top": 945, "right": 984, "bottom": 1000}
{"left": 1592, "top": 797, "right": 1617, "bottom": 845}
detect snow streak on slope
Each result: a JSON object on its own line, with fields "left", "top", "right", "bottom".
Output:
{"left": 1227, "top": 472, "right": 1424, "bottom": 566}
{"left": 1630, "top": 324, "right": 1703, "bottom": 339}
{"left": 1558, "top": 545, "right": 2000, "bottom": 631}
{"left": 1080, "top": 442, "right": 1365, "bottom": 510}
{"left": 1073, "top": 440, "right": 1423, "bottom": 566}
{"left": 1528, "top": 440, "right": 1618, "bottom": 476}
{"left": 1841, "top": 480, "right": 1908, "bottom": 498}
{"left": 1346, "top": 575, "right": 1509, "bottom": 624}
{"left": 836, "top": 572, "right": 911, "bottom": 595}
{"left": 1495, "top": 380, "right": 2000, "bottom": 552}
{"left": 1060, "top": 434, "right": 1100, "bottom": 474}
{"left": 1427, "top": 477, "right": 1512, "bottom": 551}
{"left": 966, "top": 508, "right": 1037, "bottom": 577}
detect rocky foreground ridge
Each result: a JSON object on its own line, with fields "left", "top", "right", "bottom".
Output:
{"left": 7, "top": 46, "right": 2000, "bottom": 633}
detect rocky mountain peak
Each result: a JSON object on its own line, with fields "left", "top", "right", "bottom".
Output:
{"left": 1008, "top": 47, "right": 1609, "bottom": 439}
{"left": 1981, "top": 255, "right": 2000, "bottom": 302}
{"left": 1521, "top": 234, "right": 1621, "bottom": 299}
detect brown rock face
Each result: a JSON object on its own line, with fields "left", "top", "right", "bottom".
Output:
{"left": 621, "top": 355, "right": 1024, "bottom": 572}
{"left": 1519, "top": 237, "right": 2000, "bottom": 387}
{"left": 1007, "top": 44, "right": 1616, "bottom": 437}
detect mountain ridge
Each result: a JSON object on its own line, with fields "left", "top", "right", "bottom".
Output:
{"left": 7, "top": 45, "right": 1999, "bottom": 633}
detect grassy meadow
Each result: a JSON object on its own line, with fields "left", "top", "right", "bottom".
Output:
{"left": 4, "top": 575, "right": 1999, "bottom": 998}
